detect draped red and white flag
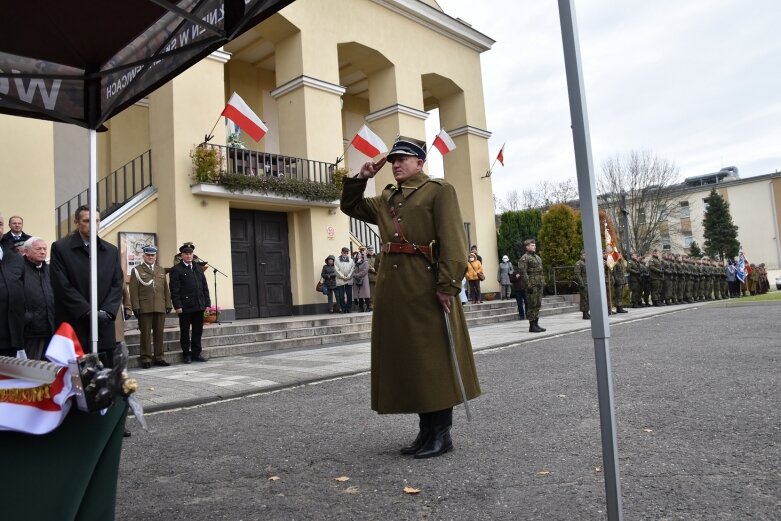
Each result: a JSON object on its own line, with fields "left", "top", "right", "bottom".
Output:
{"left": 496, "top": 143, "right": 505, "bottom": 166}
{"left": 432, "top": 129, "right": 456, "bottom": 155}
{"left": 221, "top": 92, "right": 268, "bottom": 141}
{"left": 0, "top": 323, "right": 84, "bottom": 435}
{"left": 604, "top": 223, "right": 620, "bottom": 269}
{"left": 350, "top": 124, "right": 388, "bottom": 158}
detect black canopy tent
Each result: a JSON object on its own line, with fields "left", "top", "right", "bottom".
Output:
{"left": 0, "top": 0, "right": 294, "bottom": 352}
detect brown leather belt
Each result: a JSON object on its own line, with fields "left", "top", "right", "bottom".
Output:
{"left": 381, "top": 242, "right": 432, "bottom": 257}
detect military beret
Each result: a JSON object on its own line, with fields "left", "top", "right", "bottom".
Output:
{"left": 523, "top": 238, "right": 536, "bottom": 246}
{"left": 143, "top": 245, "right": 158, "bottom": 255}
{"left": 387, "top": 138, "right": 426, "bottom": 162}
{"left": 179, "top": 242, "right": 195, "bottom": 253}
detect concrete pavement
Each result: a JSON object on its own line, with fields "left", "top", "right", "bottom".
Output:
{"left": 129, "top": 301, "right": 709, "bottom": 414}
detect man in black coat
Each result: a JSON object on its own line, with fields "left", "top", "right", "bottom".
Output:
{"left": 50, "top": 206, "right": 123, "bottom": 359}
{"left": 169, "top": 242, "right": 210, "bottom": 363}
{"left": 0, "top": 241, "right": 25, "bottom": 357}
{"left": 22, "top": 237, "right": 55, "bottom": 360}
{"left": 0, "top": 215, "right": 32, "bottom": 250}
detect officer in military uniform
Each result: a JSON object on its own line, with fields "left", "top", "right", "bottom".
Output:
{"left": 340, "top": 138, "right": 480, "bottom": 459}
{"left": 129, "top": 245, "right": 172, "bottom": 368}
{"left": 518, "top": 238, "right": 546, "bottom": 332}
{"left": 574, "top": 250, "right": 589, "bottom": 319}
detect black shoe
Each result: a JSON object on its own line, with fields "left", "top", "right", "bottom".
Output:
{"left": 191, "top": 355, "right": 207, "bottom": 362}
{"left": 141, "top": 361, "right": 152, "bottom": 369}
{"left": 414, "top": 409, "right": 453, "bottom": 459}
{"left": 183, "top": 355, "right": 192, "bottom": 364}
{"left": 617, "top": 307, "right": 628, "bottom": 313}
{"left": 529, "top": 320, "right": 544, "bottom": 333}
{"left": 537, "top": 321, "right": 546, "bottom": 332}
{"left": 582, "top": 311, "right": 590, "bottom": 320}
{"left": 123, "top": 429, "right": 132, "bottom": 438}
{"left": 154, "top": 359, "right": 171, "bottom": 367}
{"left": 400, "top": 414, "right": 430, "bottom": 455}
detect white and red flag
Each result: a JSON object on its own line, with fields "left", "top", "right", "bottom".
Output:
{"left": 604, "top": 223, "right": 620, "bottom": 268}
{"left": 0, "top": 323, "right": 84, "bottom": 435}
{"left": 496, "top": 144, "right": 505, "bottom": 166}
{"left": 350, "top": 124, "right": 388, "bottom": 158}
{"left": 221, "top": 92, "right": 268, "bottom": 141}
{"left": 432, "top": 129, "right": 456, "bottom": 155}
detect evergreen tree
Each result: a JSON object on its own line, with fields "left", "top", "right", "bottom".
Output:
{"left": 688, "top": 240, "right": 703, "bottom": 258}
{"left": 538, "top": 204, "right": 581, "bottom": 292}
{"left": 496, "top": 209, "right": 543, "bottom": 263}
{"left": 702, "top": 189, "right": 739, "bottom": 260}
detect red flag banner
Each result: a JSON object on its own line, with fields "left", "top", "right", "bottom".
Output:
{"left": 350, "top": 124, "right": 388, "bottom": 158}
{"left": 432, "top": 129, "right": 456, "bottom": 155}
{"left": 496, "top": 144, "right": 505, "bottom": 166}
{"left": 221, "top": 92, "right": 268, "bottom": 141}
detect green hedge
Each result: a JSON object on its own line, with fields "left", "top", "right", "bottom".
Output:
{"left": 218, "top": 173, "right": 341, "bottom": 203}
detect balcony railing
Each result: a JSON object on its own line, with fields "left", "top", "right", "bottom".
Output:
{"left": 350, "top": 217, "right": 381, "bottom": 252}
{"left": 56, "top": 150, "right": 152, "bottom": 238}
{"left": 205, "top": 144, "right": 336, "bottom": 184}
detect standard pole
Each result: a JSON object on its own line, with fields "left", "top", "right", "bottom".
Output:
{"left": 557, "top": 1, "right": 624, "bottom": 520}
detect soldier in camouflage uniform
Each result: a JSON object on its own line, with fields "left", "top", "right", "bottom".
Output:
{"left": 518, "top": 238, "right": 546, "bottom": 332}
{"left": 574, "top": 251, "right": 589, "bottom": 320}
{"left": 640, "top": 256, "right": 651, "bottom": 306}
{"left": 675, "top": 255, "right": 686, "bottom": 303}
{"left": 612, "top": 254, "right": 628, "bottom": 313}
{"left": 647, "top": 249, "right": 664, "bottom": 306}
{"left": 627, "top": 252, "right": 643, "bottom": 308}
{"left": 662, "top": 252, "right": 674, "bottom": 305}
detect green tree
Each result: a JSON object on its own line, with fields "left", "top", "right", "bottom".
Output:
{"left": 538, "top": 204, "right": 582, "bottom": 292}
{"left": 688, "top": 240, "right": 703, "bottom": 258}
{"left": 702, "top": 189, "right": 739, "bottom": 260}
{"left": 496, "top": 209, "right": 543, "bottom": 263}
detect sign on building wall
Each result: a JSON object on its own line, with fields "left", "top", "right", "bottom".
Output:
{"left": 118, "top": 232, "right": 157, "bottom": 281}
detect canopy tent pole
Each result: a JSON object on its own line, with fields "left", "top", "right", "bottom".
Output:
{"left": 89, "top": 129, "right": 99, "bottom": 354}
{"left": 557, "top": 1, "right": 624, "bottom": 520}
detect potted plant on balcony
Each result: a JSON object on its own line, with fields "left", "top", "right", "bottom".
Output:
{"left": 190, "top": 144, "right": 223, "bottom": 184}
{"left": 203, "top": 305, "right": 221, "bottom": 324}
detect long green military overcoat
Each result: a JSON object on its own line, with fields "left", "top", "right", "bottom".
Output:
{"left": 341, "top": 173, "right": 481, "bottom": 414}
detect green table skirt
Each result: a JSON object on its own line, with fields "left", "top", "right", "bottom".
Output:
{"left": 0, "top": 400, "right": 127, "bottom": 521}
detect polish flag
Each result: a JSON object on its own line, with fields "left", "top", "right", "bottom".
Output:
{"left": 350, "top": 124, "right": 388, "bottom": 158}
{"left": 221, "top": 92, "right": 268, "bottom": 141}
{"left": 432, "top": 129, "right": 456, "bottom": 155}
{"left": 0, "top": 323, "right": 84, "bottom": 434}
{"left": 604, "top": 223, "right": 620, "bottom": 268}
{"left": 496, "top": 144, "right": 505, "bottom": 166}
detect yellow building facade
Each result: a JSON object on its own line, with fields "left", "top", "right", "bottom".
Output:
{"left": 0, "top": 0, "right": 500, "bottom": 319}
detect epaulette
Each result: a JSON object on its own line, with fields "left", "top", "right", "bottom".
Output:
{"left": 427, "top": 178, "right": 446, "bottom": 186}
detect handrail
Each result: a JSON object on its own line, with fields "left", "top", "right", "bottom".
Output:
{"left": 55, "top": 150, "right": 152, "bottom": 238}
{"left": 349, "top": 217, "right": 381, "bottom": 252}
{"left": 205, "top": 144, "right": 336, "bottom": 184}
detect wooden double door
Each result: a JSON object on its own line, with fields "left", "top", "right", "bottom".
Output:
{"left": 230, "top": 209, "right": 292, "bottom": 318}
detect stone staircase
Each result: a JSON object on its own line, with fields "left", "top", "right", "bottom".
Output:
{"left": 123, "top": 295, "right": 579, "bottom": 368}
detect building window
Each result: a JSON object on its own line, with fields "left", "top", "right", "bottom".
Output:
{"left": 638, "top": 208, "right": 646, "bottom": 225}
{"left": 683, "top": 234, "right": 693, "bottom": 248}
{"left": 662, "top": 243, "right": 672, "bottom": 250}
{"left": 679, "top": 201, "right": 690, "bottom": 218}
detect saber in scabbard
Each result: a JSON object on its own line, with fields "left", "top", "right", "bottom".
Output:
{"left": 443, "top": 310, "right": 472, "bottom": 422}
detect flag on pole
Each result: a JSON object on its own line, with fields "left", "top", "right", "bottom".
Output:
{"left": 604, "top": 222, "right": 620, "bottom": 269}
{"left": 350, "top": 124, "right": 388, "bottom": 158}
{"left": 0, "top": 323, "right": 84, "bottom": 434}
{"left": 736, "top": 248, "right": 749, "bottom": 283}
{"left": 221, "top": 92, "right": 268, "bottom": 141}
{"left": 496, "top": 143, "right": 505, "bottom": 166}
{"left": 432, "top": 129, "right": 456, "bottom": 155}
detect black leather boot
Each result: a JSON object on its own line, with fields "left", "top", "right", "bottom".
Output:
{"left": 536, "top": 320, "right": 546, "bottom": 332}
{"left": 529, "top": 319, "right": 544, "bottom": 333}
{"left": 414, "top": 408, "right": 453, "bottom": 459}
{"left": 582, "top": 311, "right": 590, "bottom": 320}
{"left": 617, "top": 306, "right": 628, "bottom": 313}
{"left": 400, "top": 413, "right": 430, "bottom": 455}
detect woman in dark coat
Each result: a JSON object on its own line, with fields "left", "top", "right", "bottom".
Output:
{"left": 320, "top": 255, "right": 338, "bottom": 313}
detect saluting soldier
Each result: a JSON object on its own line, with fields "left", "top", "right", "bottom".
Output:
{"left": 518, "top": 238, "right": 546, "bottom": 332}
{"left": 129, "top": 245, "right": 172, "bottom": 368}
{"left": 340, "top": 138, "right": 480, "bottom": 459}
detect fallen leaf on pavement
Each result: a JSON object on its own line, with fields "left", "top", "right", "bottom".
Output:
{"left": 403, "top": 486, "right": 421, "bottom": 495}
{"left": 557, "top": 394, "right": 567, "bottom": 398}
{"left": 268, "top": 475, "right": 281, "bottom": 481}
{"left": 595, "top": 466, "right": 602, "bottom": 473}
{"left": 148, "top": 387, "right": 155, "bottom": 391}
{"left": 335, "top": 476, "right": 350, "bottom": 482}
{"left": 344, "top": 486, "right": 359, "bottom": 494}
{"left": 643, "top": 428, "right": 653, "bottom": 433}
{"left": 536, "top": 470, "right": 552, "bottom": 476}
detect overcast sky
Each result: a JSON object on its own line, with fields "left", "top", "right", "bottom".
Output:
{"left": 426, "top": 0, "right": 781, "bottom": 204}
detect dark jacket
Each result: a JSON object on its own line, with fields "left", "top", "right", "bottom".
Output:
{"left": 0, "top": 246, "right": 26, "bottom": 349}
{"left": 23, "top": 258, "right": 55, "bottom": 339}
{"left": 50, "top": 232, "right": 123, "bottom": 353}
{"left": 169, "top": 261, "right": 210, "bottom": 313}
{"left": 1, "top": 231, "right": 32, "bottom": 250}
{"left": 321, "top": 256, "right": 337, "bottom": 289}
